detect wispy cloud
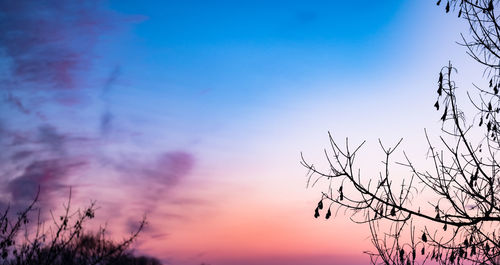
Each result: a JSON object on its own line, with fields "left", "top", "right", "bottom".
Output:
{"left": 0, "top": 0, "right": 111, "bottom": 90}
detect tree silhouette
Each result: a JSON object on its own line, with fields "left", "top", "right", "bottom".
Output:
{"left": 0, "top": 189, "right": 157, "bottom": 265}
{"left": 303, "top": 1, "right": 500, "bottom": 264}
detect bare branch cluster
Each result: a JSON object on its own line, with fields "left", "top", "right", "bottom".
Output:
{"left": 0, "top": 189, "right": 154, "bottom": 265}
{"left": 304, "top": 1, "right": 500, "bottom": 265}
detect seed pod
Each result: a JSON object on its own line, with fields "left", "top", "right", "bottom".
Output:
{"left": 422, "top": 232, "right": 427, "bottom": 242}
{"left": 441, "top": 106, "right": 447, "bottom": 121}
{"left": 325, "top": 208, "right": 331, "bottom": 219}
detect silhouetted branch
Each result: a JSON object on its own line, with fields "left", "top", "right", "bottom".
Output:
{"left": 305, "top": 1, "right": 500, "bottom": 264}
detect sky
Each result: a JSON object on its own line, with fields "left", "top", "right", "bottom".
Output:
{"left": 0, "top": 1, "right": 482, "bottom": 265}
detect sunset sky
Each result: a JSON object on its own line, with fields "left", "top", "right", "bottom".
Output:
{"left": 0, "top": 1, "right": 482, "bottom": 264}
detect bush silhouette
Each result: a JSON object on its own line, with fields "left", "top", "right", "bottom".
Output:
{"left": 0, "top": 190, "right": 160, "bottom": 265}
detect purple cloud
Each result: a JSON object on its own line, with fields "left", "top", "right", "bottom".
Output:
{"left": 0, "top": 0, "right": 111, "bottom": 90}
{"left": 37, "top": 125, "right": 66, "bottom": 153}
{"left": 5, "top": 93, "right": 30, "bottom": 115}
{"left": 106, "top": 151, "right": 196, "bottom": 228}
{"left": 10, "top": 150, "right": 34, "bottom": 162}
{"left": 5, "top": 158, "right": 87, "bottom": 212}
{"left": 145, "top": 152, "right": 194, "bottom": 186}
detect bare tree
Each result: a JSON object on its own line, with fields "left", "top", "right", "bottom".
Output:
{"left": 303, "top": 1, "right": 500, "bottom": 264}
{"left": 0, "top": 189, "right": 152, "bottom": 265}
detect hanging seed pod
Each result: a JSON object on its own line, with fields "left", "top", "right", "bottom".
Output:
{"left": 318, "top": 200, "right": 323, "bottom": 210}
{"left": 412, "top": 248, "right": 416, "bottom": 260}
{"left": 314, "top": 207, "right": 320, "bottom": 218}
{"left": 390, "top": 207, "right": 396, "bottom": 216}
{"left": 325, "top": 208, "right": 331, "bottom": 219}
{"left": 489, "top": 102, "right": 492, "bottom": 111}
{"left": 446, "top": 1, "right": 450, "bottom": 12}
{"left": 487, "top": 121, "right": 492, "bottom": 132}
{"left": 458, "top": 9, "right": 462, "bottom": 17}
{"left": 421, "top": 247, "right": 425, "bottom": 255}
{"left": 434, "top": 100, "right": 439, "bottom": 110}
{"left": 479, "top": 116, "right": 483, "bottom": 126}
{"left": 441, "top": 106, "right": 448, "bottom": 121}
{"left": 399, "top": 249, "right": 405, "bottom": 262}
{"left": 494, "top": 85, "right": 498, "bottom": 94}
{"left": 422, "top": 232, "right": 428, "bottom": 242}
{"left": 471, "top": 245, "right": 476, "bottom": 256}
{"left": 490, "top": 78, "right": 493, "bottom": 87}
{"left": 437, "top": 0, "right": 441, "bottom": 5}
{"left": 443, "top": 223, "right": 447, "bottom": 231}
{"left": 437, "top": 73, "right": 443, "bottom": 95}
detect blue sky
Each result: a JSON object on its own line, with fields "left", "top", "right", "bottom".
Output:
{"left": 0, "top": 1, "right": 478, "bottom": 264}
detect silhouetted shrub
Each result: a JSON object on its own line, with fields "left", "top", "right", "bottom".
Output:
{"left": 0, "top": 190, "right": 158, "bottom": 265}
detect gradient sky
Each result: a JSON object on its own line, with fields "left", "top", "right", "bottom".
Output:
{"left": 0, "top": 1, "right": 482, "bottom": 265}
